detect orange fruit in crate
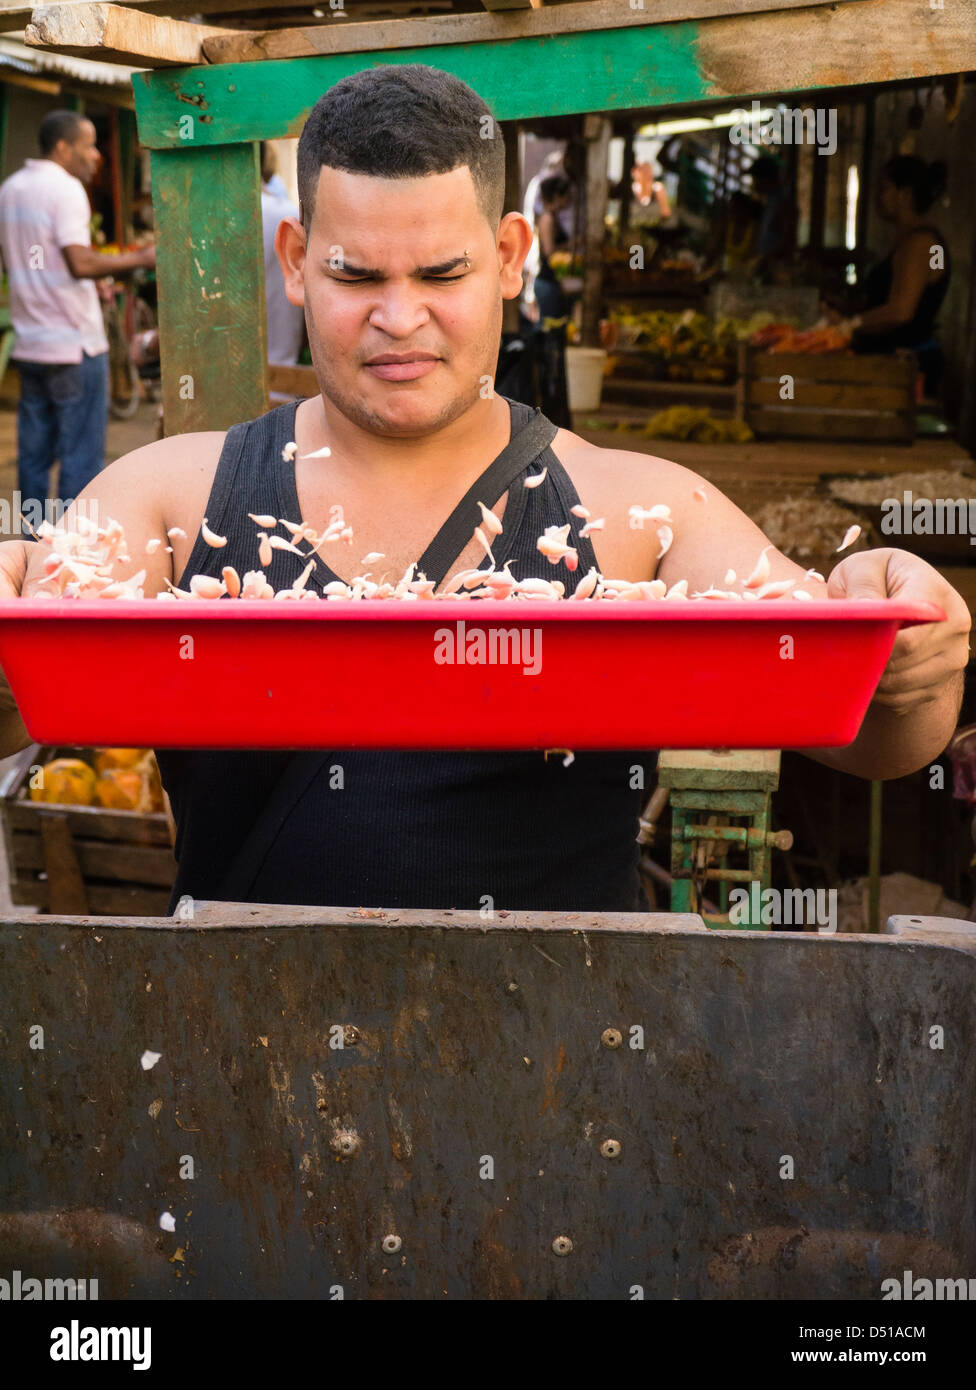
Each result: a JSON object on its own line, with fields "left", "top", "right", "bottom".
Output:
{"left": 93, "top": 747, "right": 147, "bottom": 775}
{"left": 145, "top": 756, "right": 165, "bottom": 813}
{"left": 30, "top": 758, "right": 97, "bottom": 806}
{"left": 94, "top": 766, "right": 151, "bottom": 812}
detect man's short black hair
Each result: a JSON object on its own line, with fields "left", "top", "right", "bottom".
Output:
{"left": 539, "top": 174, "right": 571, "bottom": 204}
{"left": 297, "top": 64, "right": 506, "bottom": 235}
{"left": 39, "top": 109, "right": 87, "bottom": 157}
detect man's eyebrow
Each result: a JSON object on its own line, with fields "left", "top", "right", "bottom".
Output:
{"left": 327, "top": 255, "right": 471, "bottom": 277}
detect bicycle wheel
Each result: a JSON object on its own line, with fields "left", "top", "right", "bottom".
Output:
{"left": 106, "top": 300, "right": 141, "bottom": 420}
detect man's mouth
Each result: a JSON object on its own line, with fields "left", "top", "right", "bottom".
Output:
{"left": 365, "top": 353, "right": 440, "bottom": 382}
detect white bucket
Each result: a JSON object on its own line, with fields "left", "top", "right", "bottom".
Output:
{"left": 565, "top": 346, "right": 607, "bottom": 412}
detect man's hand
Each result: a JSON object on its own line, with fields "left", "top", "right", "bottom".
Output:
{"left": 803, "top": 547, "right": 971, "bottom": 780}
{"left": 828, "top": 547, "right": 971, "bottom": 715}
{"left": 0, "top": 538, "right": 32, "bottom": 601}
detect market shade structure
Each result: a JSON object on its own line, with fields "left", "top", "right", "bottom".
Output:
{"left": 22, "top": 0, "right": 976, "bottom": 434}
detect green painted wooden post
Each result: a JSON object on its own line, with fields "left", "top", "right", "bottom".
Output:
{"left": 150, "top": 141, "right": 267, "bottom": 432}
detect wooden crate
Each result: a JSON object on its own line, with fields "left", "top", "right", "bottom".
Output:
{"left": 737, "top": 345, "right": 916, "bottom": 443}
{"left": 0, "top": 746, "right": 176, "bottom": 916}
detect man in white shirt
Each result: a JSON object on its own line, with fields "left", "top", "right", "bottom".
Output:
{"left": 0, "top": 110, "right": 155, "bottom": 526}
{"left": 260, "top": 142, "right": 305, "bottom": 372}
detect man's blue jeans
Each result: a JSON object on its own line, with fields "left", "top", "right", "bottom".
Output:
{"left": 13, "top": 350, "right": 109, "bottom": 531}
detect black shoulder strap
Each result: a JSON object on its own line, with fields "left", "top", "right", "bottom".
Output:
{"left": 215, "top": 750, "right": 334, "bottom": 904}
{"left": 416, "top": 404, "right": 557, "bottom": 589}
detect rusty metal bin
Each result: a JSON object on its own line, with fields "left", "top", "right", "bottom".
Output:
{"left": 0, "top": 905, "right": 973, "bottom": 1299}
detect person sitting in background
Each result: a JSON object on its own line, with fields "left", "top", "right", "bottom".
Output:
{"left": 532, "top": 174, "right": 573, "bottom": 326}
{"left": 260, "top": 142, "right": 306, "bottom": 371}
{"left": 702, "top": 188, "right": 762, "bottom": 281}
{"left": 848, "top": 156, "right": 950, "bottom": 400}
{"left": 748, "top": 155, "right": 794, "bottom": 282}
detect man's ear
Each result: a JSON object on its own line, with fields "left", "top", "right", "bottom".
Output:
{"left": 275, "top": 217, "right": 307, "bottom": 308}
{"left": 497, "top": 210, "right": 534, "bottom": 302}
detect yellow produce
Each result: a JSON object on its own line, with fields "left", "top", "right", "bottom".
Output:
{"left": 29, "top": 758, "right": 96, "bottom": 806}
{"left": 93, "top": 748, "right": 147, "bottom": 775}
{"left": 93, "top": 751, "right": 165, "bottom": 814}
{"left": 641, "top": 406, "right": 754, "bottom": 444}
{"left": 94, "top": 767, "right": 148, "bottom": 812}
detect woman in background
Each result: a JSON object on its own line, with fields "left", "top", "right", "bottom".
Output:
{"left": 850, "top": 156, "right": 950, "bottom": 398}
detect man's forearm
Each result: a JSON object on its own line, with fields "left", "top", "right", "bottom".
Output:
{"left": 801, "top": 669, "right": 965, "bottom": 780}
{"left": 75, "top": 248, "right": 149, "bottom": 279}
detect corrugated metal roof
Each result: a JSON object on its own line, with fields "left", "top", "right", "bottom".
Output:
{"left": 0, "top": 33, "right": 142, "bottom": 87}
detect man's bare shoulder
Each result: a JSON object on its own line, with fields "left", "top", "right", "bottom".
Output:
{"left": 551, "top": 427, "right": 706, "bottom": 509}
{"left": 101, "top": 429, "right": 226, "bottom": 519}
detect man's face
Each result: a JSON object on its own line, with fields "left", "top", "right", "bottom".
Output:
{"left": 278, "top": 163, "right": 530, "bottom": 438}
{"left": 60, "top": 121, "right": 101, "bottom": 184}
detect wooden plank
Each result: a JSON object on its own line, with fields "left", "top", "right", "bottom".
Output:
{"left": 6, "top": 800, "right": 172, "bottom": 845}
{"left": 9, "top": 878, "right": 171, "bottom": 914}
{"left": 12, "top": 831, "right": 176, "bottom": 887}
{"left": 151, "top": 143, "right": 268, "bottom": 432}
{"left": 268, "top": 363, "right": 318, "bottom": 398}
{"left": 201, "top": 0, "right": 857, "bottom": 64}
{"left": 8, "top": 0, "right": 859, "bottom": 57}
{"left": 39, "top": 813, "right": 89, "bottom": 915}
{"left": 131, "top": 0, "right": 975, "bottom": 149}
{"left": 748, "top": 407, "right": 915, "bottom": 442}
{"left": 746, "top": 381, "right": 911, "bottom": 409}
{"left": 25, "top": 4, "right": 239, "bottom": 68}
{"left": 581, "top": 113, "right": 611, "bottom": 349}
{"left": 748, "top": 351, "right": 916, "bottom": 385}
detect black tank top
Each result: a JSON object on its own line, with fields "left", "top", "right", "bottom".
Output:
{"left": 155, "top": 394, "right": 656, "bottom": 912}
{"left": 855, "top": 224, "right": 950, "bottom": 353}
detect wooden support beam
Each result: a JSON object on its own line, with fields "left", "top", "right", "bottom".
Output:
{"left": 16, "top": 0, "right": 859, "bottom": 66}
{"left": 24, "top": 3, "right": 239, "bottom": 68}
{"left": 151, "top": 142, "right": 268, "bottom": 433}
{"left": 580, "top": 112, "right": 610, "bottom": 349}
{"left": 502, "top": 118, "right": 522, "bottom": 335}
{"left": 200, "top": 0, "right": 851, "bottom": 65}
{"left": 128, "top": 0, "right": 975, "bottom": 149}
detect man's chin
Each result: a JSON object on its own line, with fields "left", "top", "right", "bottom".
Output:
{"left": 357, "top": 381, "right": 470, "bottom": 434}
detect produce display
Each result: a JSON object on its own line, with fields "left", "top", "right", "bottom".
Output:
{"left": 640, "top": 406, "right": 754, "bottom": 445}
{"left": 748, "top": 322, "right": 853, "bottom": 353}
{"left": 546, "top": 251, "right": 584, "bottom": 279}
{"left": 28, "top": 748, "right": 165, "bottom": 811}
{"left": 606, "top": 309, "right": 782, "bottom": 382}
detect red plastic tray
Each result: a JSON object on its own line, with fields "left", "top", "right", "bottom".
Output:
{"left": 0, "top": 598, "right": 944, "bottom": 751}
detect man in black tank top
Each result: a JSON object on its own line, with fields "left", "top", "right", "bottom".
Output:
{"left": 1, "top": 69, "right": 969, "bottom": 916}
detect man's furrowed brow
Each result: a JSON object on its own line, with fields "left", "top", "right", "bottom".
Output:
{"left": 330, "top": 255, "right": 471, "bottom": 277}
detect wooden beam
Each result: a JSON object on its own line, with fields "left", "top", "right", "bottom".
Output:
{"left": 0, "top": 68, "right": 61, "bottom": 95}
{"left": 130, "top": 0, "right": 976, "bottom": 150}
{"left": 580, "top": 112, "right": 610, "bottom": 350}
{"left": 24, "top": 3, "right": 240, "bottom": 68}
{"left": 200, "top": 0, "right": 852, "bottom": 65}
{"left": 16, "top": 0, "right": 859, "bottom": 66}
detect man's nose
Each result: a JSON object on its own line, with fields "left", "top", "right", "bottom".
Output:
{"left": 367, "top": 286, "right": 431, "bottom": 335}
